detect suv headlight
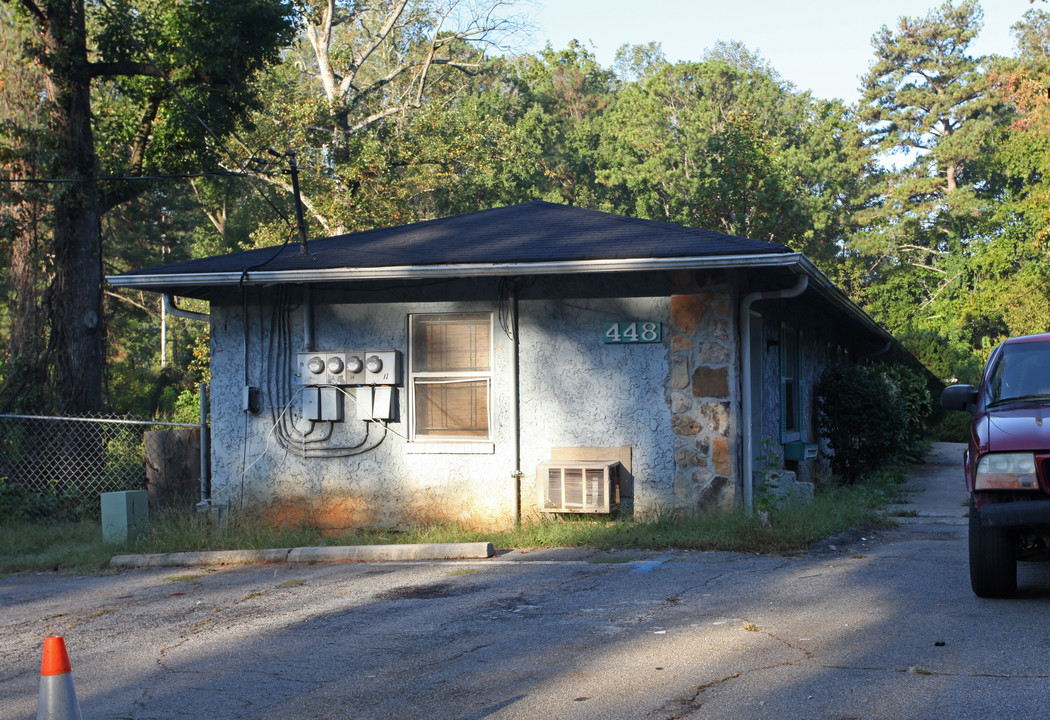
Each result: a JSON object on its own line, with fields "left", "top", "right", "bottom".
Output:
{"left": 975, "top": 453, "right": 1039, "bottom": 490}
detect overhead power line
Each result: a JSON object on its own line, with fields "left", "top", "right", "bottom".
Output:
{"left": 92, "top": 0, "right": 294, "bottom": 228}
{"left": 1, "top": 171, "right": 249, "bottom": 184}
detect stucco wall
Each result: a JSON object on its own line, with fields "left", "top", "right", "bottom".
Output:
{"left": 208, "top": 274, "right": 679, "bottom": 529}
{"left": 517, "top": 292, "right": 674, "bottom": 519}
{"left": 205, "top": 269, "right": 873, "bottom": 529}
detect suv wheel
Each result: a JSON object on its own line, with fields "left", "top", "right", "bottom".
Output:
{"left": 969, "top": 501, "right": 1017, "bottom": 598}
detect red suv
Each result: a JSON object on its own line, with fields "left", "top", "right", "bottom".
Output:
{"left": 941, "top": 333, "right": 1050, "bottom": 597}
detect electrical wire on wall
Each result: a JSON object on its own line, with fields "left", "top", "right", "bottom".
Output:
{"left": 260, "top": 284, "right": 390, "bottom": 458}
{"left": 235, "top": 267, "right": 524, "bottom": 476}
{"left": 498, "top": 276, "right": 534, "bottom": 339}
{"left": 497, "top": 277, "right": 515, "bottom": 339}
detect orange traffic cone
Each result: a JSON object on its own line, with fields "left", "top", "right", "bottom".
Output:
{"left": 37, "top": 636, "right": 82, "bottom": 720}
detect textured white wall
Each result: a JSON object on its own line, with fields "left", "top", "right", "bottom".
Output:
{"left": 207, "top": 277, "right": 676, "bottom": 528}
{"left": 517, "top": 295, "right": 674, "bottom": 516}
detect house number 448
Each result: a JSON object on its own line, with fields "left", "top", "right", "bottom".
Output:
{"left": 603, "top": 322, "right": 662, "bottom": 344}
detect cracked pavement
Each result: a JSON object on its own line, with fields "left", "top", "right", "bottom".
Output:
{"left": 3, "top": 442, "right": 1050, "bottom": 719}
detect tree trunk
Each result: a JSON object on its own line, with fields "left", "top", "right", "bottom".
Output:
{"left": 0, "top": 170, "right": 51, "bottom": 411}
{"left": 38, "top": 0, "right": 103, "bottom": 415}
{"left": 0, "top": 12, "right": 51, "bottom": 411}
{"left": 144, "top": 428, "right": 202, "bottom": 511}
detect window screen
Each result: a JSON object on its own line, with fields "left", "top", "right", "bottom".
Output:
{"left": 410, "top": 313, "right": 492, "bottom": 439}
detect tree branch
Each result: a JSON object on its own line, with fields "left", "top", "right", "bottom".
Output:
{"left": 900, "top": 244, "right": 944, "bottom": 255}
{"left": 105, "top": 289, "right": 153, "bottom": 314}
{"left": 304, "top": 0, "right": 339, "bottom": 104}
{"left": 189, "top": 179, "right": 227, "bottom": 239}
{"left": 908, "top": 262, "right": 948, "bottom": 274}
{"left": 338, "top": 0, "right": 411, "bottom": 103}
{"left": 920, "top": 272, "right": 962, "bottom": 309}
{"left": 16, "top": 0, "right": 45, "bottom": 24}
{"left": 128, "top": 94, "right": 161, "bottom": 176}
{"left": 89, "top": 61, "right": 166, "bottom": 79}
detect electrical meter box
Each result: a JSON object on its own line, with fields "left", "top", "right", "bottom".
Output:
{"left": 297, "top": 350, "right": 402, "bottom": 386}
{"left": 322, "top": 352, "right": 348, "bottom": 385}
{"left": 297, "top": 351, "right": 350, "bottom": 385}
{"left": 344, "top": 351, "right": 367, "bottom": 384}
{"left": 364, "top": 351, "right": 402, "bottom": 385}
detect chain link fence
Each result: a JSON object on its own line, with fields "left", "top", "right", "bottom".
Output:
{"left": 0, "top": 415, "right": 205, "bottom": 520}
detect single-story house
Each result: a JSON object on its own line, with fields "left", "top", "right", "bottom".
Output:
{"left": 107, "top": 201, "right": 903, "bottom": 528}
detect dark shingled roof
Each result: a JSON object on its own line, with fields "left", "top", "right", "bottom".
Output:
{"left": 114, "top": 201, "right": 791, "bottom": 278}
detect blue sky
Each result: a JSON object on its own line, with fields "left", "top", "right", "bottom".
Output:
{"left": 522, "top": 0, "right": 1038, "bottom": 103}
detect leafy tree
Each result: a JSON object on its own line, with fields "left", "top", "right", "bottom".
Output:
{"left": 597, "top": 56, "right": 869, "bottom": 264}
{"left": 5, "top": 0, "right": 295, "bottom": 414}
{"left": 236, "top": 0, "right": 525, "bottom": 240}
{"left": 985, "top": 9, "right": 1050, "bottom": 262}
{"left": 612, "top": 41, "right": 665, "bottom": 84}
{"left": 701, "top": 39, "right": 784, "bottom": 81}
{"left": 506, "top": 40, "right": 614, "bottom": 207}
{"left": 831, "top": 0, "right": 1050, "bottom": 387}
{"left": 861, "top": 0, "right": 996, "bottom": 195}
{"left": 855, "top": 0, "right": 1004, "bottom": 334}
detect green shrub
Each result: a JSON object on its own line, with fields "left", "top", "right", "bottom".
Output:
{"left": 0, "top": 478, "right": 85, "bottom": 523}
{"left": 172, "top": 389, "right": 202, "bottom": 425}
{"left": 816, "top": 363, "right": 908, "bottom": 483}
{"left": 929, "top": 410, "right": 971, "bottom": 443}
{"left": 879, "top": 363, "right": 933, "bottom": 461}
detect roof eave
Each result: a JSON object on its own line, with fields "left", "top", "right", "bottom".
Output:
{"left": 106, "top": 252, "right": 806, "bottom": 289}
{"left": 106, "top": 251, "right": 893, "bottom": 345}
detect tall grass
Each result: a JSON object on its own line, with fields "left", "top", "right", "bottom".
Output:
{"left": 0, "top": 468, "right": 909, "bottom": 575}
{"left": 0, "top": 520, "right": 116, "bottom": 574}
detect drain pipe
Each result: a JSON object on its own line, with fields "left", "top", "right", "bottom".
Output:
{"left": 163, "top": 294, "right": 209, "bottom": 323}
{"left": 740, "top": 273, "right": 809, "bottom": 516}
{"left": 199, "top": 382, "right": 210, "bottom": 503}
{"left": 160, "top": 297, "right": 211, "bottom": 507}
{"left": 509, "top": 280, "right": 523, "bottom": 526}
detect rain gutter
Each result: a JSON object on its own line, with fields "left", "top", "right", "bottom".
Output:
{"left": 120, "top": 254, "right": 889, "bottom": 345}
{"left": 109, "top": 252, "right": 815, "bottom": 289}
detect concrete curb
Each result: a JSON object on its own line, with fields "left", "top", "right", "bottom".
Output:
{"left": 109, "top": 542, "right": 496, "bottom": 569}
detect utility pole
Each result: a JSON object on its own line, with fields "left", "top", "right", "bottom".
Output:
{"left": 286, "top": 150, "right": 309, "bottom": 255}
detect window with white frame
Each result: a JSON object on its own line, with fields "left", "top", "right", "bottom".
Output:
{"left": 409, "top": 313, "right": 493, "bottom": 440}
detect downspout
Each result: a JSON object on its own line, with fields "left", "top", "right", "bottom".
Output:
{"left": 161, "top": 296, "right": 211, "bottom": 506}
{"left": 510, "top": 281, "right": 523, "bottom": 526}
{"left": 163, "top": 294, "right": 209, "bottom": 323}
{"left": 199, "top": 382, "right": 210, "bottom": 504}
{"left": 740, "top": 273, "right": 809, "bottom": 515}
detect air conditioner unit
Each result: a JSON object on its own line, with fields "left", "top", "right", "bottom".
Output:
{"left": 538, "top": 460, "right": 621, "bottom": 514}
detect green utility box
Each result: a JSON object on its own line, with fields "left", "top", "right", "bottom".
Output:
{"left": 101, "top": 490, "right": 149, "bottom": 543}
{"left": 783, "top": 441, "right": 819, "bottom": 462}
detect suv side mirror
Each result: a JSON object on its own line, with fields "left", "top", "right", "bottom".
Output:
{"left": 940, "top": 384, "right": 979, "bottom": 412}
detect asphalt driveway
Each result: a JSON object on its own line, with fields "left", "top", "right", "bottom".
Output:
{"left": 3, "top": 442, "right": 1050, "bottom": 720}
